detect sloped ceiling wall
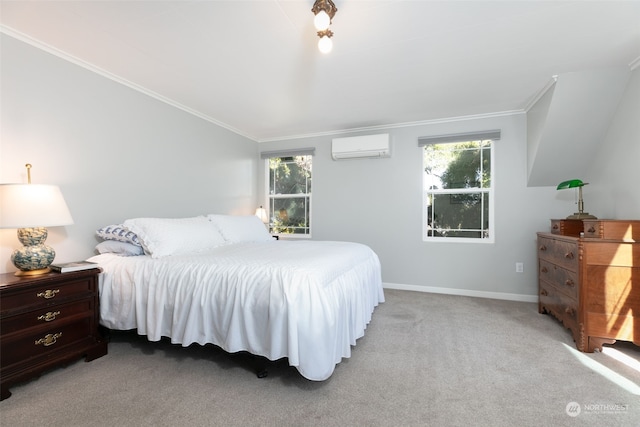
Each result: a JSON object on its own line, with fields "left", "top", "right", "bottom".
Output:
{"left": 526, "top": 68, "right": 631, "bottom": 187}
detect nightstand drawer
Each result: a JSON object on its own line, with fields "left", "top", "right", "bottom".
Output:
{"left": 0, "top": 277, "right": 94, "bottom": 316}
{"left": 1, "top": 299, "right": 93, "bottom": 335}
{"left": 0, "top": 316, "right": 93, "bottom": 368}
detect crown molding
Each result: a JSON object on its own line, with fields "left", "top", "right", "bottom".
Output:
{"left": 523, "top": 76, "right": 558, "bottom": 113}
{"left": 257, "top": 110, "right": 524, "bottom": 143}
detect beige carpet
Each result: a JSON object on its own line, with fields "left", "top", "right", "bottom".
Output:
{"left": 1, "top": 289, "right": 639, "bottom": 427}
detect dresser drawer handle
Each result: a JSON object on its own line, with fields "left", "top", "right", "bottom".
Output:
{"left": 37, "top": 311, "right": 61, "bottom": 322}
{"left": 37, "top": 289, "right": 60, "bottom": 299}
{"left": 540, "top": 266, "right": 548, "bottom": 273}
{"left": 564, "top": 252, "right": 574, "bottom": 260}
{"left": 565, "top": 279, "right": 575, "bottom": 287}
{"left": 35, "top": 332, "right": 63, "bottom": 347}
{"left": 540, "top": 289, "right": 548, "bottom": 296}
{"left": 565, "top": 307, "right": 575, "bottom": 317}
{"left": 539, "top": 245, "right": 547, "bottom": 252}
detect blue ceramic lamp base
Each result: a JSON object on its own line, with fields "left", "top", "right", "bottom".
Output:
{"left": 11, "top": 227, "right": 56, "bottom": 276}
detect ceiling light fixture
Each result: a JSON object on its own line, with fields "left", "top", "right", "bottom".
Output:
{"left": 312, "top": 0, "right": 337, "bottom": 54}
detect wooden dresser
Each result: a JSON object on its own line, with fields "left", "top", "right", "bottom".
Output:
{"left": 538, "top": 219, "right": 639, "bottom": 352}
{"left": 0, "top": 269, "right": 108, "bottom": 400}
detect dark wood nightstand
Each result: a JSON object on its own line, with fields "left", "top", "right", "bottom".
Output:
{"left": 0, "top": 268, "right": 108, "bottom": 400}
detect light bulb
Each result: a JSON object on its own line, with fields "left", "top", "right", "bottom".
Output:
{"left": 318, "top": 35, "right": 333, "bottom": 54}
{"left": 314, "top": 10, "right": 331, "bottom": 31}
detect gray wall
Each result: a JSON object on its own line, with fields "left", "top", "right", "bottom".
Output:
{"left": 589, "top": 67, "right": 640, "bottom": 218}
{"left": 258, "top": 114, "right": 571, "bottom": 301}
{"left": 525, "top": 68, "right": 632, "bottom": 187}
{"left": 0, "top": 34, "right": 258, "bottom": 273}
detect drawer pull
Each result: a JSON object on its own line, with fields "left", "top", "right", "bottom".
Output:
{"left": 541, "top": 266, "right": 548, "bottom": 273}
{"left": 37, "top": 289, "right": 60, "bottom": 299}
{"left": 540, "top": 289, "right": 548, "bottom": 296}
{"left": 539, "top": 245, "right": 547, "bottom": 252}
{"left": 565, "top": 252, "right": 574, "bottom": 260}
{"left": 37, "top": 311, "right": 61, "bottom": 322}
{"left": 565, "top": 307, "right": 575, "bottom": 317}
{"left": 35, "top": 332, "right": 63, "bottom": 347}
{"left": 565, "top": 279, "right": 575, "bottom": 287}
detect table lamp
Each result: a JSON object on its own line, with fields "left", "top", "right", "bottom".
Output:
{"left": 556, "top": 179, "right": 597, "bottom": 220}
{"left": 0, "top": 164, "right": 74, "bottom": 276}
{"left": 255, "top": 205, "right": 268, "bottom": 224}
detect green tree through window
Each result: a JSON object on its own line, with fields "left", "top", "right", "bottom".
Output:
{"left": 268, "top": 155, "right": 312, "bottom": 236}
{"left": 424, "top": 140, "right": 492, "bottom": 240}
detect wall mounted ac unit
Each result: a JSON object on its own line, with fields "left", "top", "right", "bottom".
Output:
{"left": 331, "top": 133, "right": 391, "bottom": 160}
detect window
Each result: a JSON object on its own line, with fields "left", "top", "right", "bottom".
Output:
{"left": 420, "top": 130, "right": 499, "bottom": 242}
{"left": 261, "top": 148, "right": 314, "bottom": 237}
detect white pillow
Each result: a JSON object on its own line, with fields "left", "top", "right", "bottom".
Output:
{"left": 208, "top": 214, "right": 273, "bottom": 243}
{"left": 96, "top": 224, "right": 142, "bottom": 246}
{"left": 123, "top": 216, "right": 227, "bottom": 258}
{"left": 95, "top": 240, "right": 144, "bottom": 256}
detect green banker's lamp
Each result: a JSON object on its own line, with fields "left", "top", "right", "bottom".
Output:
{"left": 556, "top": 179, "right": 597, "bottom": 220}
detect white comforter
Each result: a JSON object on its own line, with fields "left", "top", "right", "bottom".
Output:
{"left": 89, "top": 240, "right": 384, "bottom": 380}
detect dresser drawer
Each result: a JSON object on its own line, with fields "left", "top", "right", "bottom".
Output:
{"left": 1, "top": 299, "right": 93, "bottom": 335}
{"left": 583, "top": 219, "right": 640, "bottom": 241}
{"left": 539, "top": 281, "right": 578, "bottom": 330}
{"left": 538, "top": 236, "right": 579, "bottom": 271}
{"left": 0, "top": 277, "right": 94, "bottom": 316}
{"left": 538, "top": 260, "right": 578, "bottom": 299}
{"left": 0, "top": 316, "right": 93, "bottom": 368}
{"left": 550, "top": 219, "right": 583, "bottom": 236}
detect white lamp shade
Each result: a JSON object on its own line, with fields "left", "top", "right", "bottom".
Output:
{"left": 0, "top": 184, "right": 74, "bottom": 228}
{"left": 255, "top": 206, "right": 268, "bottom": 224}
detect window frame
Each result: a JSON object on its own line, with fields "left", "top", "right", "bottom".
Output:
{"left": 419, "top": 130, "right": 499, "bottom": 244}
{"left": 261, "top": 148, "right": 314, "bottom": 239}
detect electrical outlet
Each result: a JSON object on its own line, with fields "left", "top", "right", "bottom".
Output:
{"left": 516, "top": 262, "right": 524, "bottom": 273}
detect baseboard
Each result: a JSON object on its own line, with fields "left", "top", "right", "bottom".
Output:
{"left": 382, "top": 282, "right": 538, "bottom": 303}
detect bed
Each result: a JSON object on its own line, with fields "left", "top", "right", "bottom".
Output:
{"left": 88, "top": 215, "right": 384, "bottom": 381}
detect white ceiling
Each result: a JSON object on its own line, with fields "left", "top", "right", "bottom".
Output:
{"left": 1, "top": 1, "right": 639, "bottom": 142}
